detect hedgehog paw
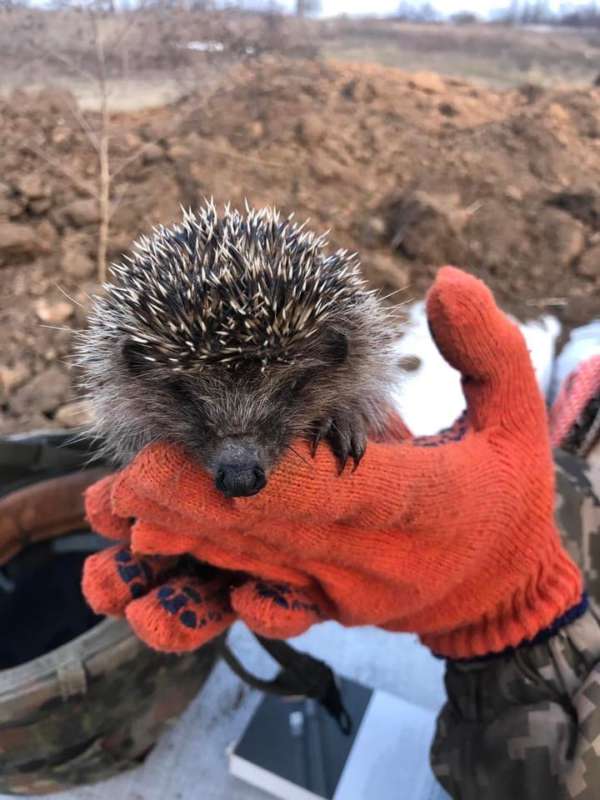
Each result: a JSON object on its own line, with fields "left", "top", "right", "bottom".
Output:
{"left": 311, "top": 412, "right": 367, "bottom": 472}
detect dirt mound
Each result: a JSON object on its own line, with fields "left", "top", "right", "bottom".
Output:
{"left": 1, "top": 58, "right": 599, "bottom": 433}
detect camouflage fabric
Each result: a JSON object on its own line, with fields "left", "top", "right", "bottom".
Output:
{"left": 555, "top": 447, "right": 600, "bottom": 611}
{"left": 0, "top": 618, "right": 222, "bottom": 795}
{"left": 431, "top": 442, "right": 600, "bottom": 800}
{"left": 0, "top": 431, "right": 222, "bottom": 796}
{"left": 431, "top": 607, "right": 600, "bottom": 800}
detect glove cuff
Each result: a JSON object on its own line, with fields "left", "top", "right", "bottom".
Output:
{"left": 416, "top": 539, "right": 582, "bottom": 659}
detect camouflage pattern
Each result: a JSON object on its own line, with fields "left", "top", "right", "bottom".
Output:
{"left": 0, "top": 618, "right": 222, "bottom": 795}
{"left": 431, "top": 607, "right": 600, "bottom": 800}
{"left": 0, "top": 429, "right": 222, "bottom": 796}
{"left": 431, "top": 442, "right": 600, "bottom": 800}
{"left": 555, "top": 447, "right": 600, "bottom": 611}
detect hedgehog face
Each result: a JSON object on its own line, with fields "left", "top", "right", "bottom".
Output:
{"left": 108, "top": 326, "right": 357, "bottom": 496}
{"left": 77, "top": 203, "right": 400, "bottom": 496}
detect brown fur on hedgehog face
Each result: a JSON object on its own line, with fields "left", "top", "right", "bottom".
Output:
{"left": 108, "top": 324, "right": 372, "bottom": 495}
{"left": 77, "top": 203, "right": 400, "bottom": 496}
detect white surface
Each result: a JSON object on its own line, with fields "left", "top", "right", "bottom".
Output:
{"left": 229, "top": 753, "right": 323, "bottom": 800}
{"left": 7, "top": 623, "right": 448, "bottom": 800}
{"left": 334, "top": 691, "right": 438, "bottom": 800}
{"left": 520, "top": 314, "right": 562, "bottom": 399}
{"left": 391, "top": 302, "right": 561, "bottom": 436}
{"left": 391, "top": 301, "right": 466, "bottom": 436}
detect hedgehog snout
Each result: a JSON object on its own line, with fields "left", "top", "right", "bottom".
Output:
{"left": 212, "top": 437, "right": 268, "bottom": 498}
{"left": 215, "top": 464, "right": 266, "bottom": 497}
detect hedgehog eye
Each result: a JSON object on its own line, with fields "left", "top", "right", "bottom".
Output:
{"left": 166, "top": 377, "right": 193, "bottom": 403}
{"left": 275, "top": 369, "right": 312, "bottom": 402}
{"left": 323, "top": 330, "right": 348, "bottom": 367}
{"left": 289, "top": 371, "right": 313, "bottom": 394}
{"left": 122, "top": 339, "right": 150, "bottom": 376}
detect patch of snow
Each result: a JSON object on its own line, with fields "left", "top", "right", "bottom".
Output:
{"left": 185, "top": 40, "right": 225, "bottom": 52}
{"left": 390, "top": 302, "right": 561, "bottom": 436}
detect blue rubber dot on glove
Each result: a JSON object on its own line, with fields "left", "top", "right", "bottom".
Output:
{"left": 160, "top": 593, "right": 188, "bottom": 615}
{"left": 115, "top": 549, "right": 132, "bottom": 564}
{"left": 130, "top": 582, "right": 145, "bottom": 599}
{"left": 118, "top": 564, "right": 142, "bottom": 583}
{"left": 180, "top": 610, "right": 197, "bottom": 628}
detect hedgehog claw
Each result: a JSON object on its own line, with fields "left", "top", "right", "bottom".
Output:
{"left": 310, "top": 417, "right": 332, "bottom": 457}
{"left": 350, "top": 436, "right": 366, "bottom": 471}
{"left": 322, "top": 412, "right": 367, "bottom": 475}
{"left": 336, "top": 454, "right": 348, "bottom": 476}
{"left": 328, "top": 424, "right": 350, "bottom": 473}
{"left": 310, "top": 431, "right": 322, "bottom": 458}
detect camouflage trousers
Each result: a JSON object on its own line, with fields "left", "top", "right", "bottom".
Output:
{"left": 431, "top": 445, "right": 600, "bottom": 800}
{"left": 431, "top": 607, "right": 600, "bottom": 800}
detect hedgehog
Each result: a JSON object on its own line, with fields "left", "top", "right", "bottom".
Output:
{"left": 76, "top": 202, "right": 402, "bottom": 497}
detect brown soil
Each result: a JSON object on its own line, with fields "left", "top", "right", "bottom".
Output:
{"left": 1, "top": 57, "right": 599, "bottom": 434}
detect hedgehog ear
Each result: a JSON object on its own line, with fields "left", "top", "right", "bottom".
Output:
{"left": 121, "top": 339, "right": 150, "bottom": 376}
{"left": 323, "top": 329, "right": 348, "bottom": 367}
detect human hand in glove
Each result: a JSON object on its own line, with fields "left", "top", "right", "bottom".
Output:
{"left": 83, "top": 479, "right": 325, "bottom": 652}
{"left": 83, "top": 267, "right": 582, "bottom": 660}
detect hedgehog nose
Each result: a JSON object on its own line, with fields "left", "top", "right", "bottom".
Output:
{"left": 215, "top": 464, "right": 266, "bottom": 497}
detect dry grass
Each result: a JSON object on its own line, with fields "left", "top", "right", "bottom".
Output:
{"left": 1, "top": 11, "right": 600, "bottom": 113}
{"left": 321, "top": 20, "right": 600, "bottom": 88}
{"left": 0, "top": 7, "right": 317, "bottom": 110}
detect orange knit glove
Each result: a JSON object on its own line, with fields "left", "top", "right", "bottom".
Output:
{"left": 82, "top": 476, "right": 324, "bottom": 651}
{"left": 83, "top": 267, "right": 582, "bottom": 660}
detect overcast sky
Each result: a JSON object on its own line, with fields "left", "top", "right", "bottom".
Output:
{"left": 320, "top": 0, "right": 491, "bottom": 14}
{"left": 33, "top": 0, "right": 595, "bottom": 19}
{"left": 271, "top": 1, "right": 588, "bottom": 17}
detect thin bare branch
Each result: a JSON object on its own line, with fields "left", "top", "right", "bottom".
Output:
{"left": 109, "top": 140, "right": 158, "bottom": 180}
{"left": 41, "top": 45, "right": 97, "bottom": 85}
{"left": 107, "top": 180, "right": 131, "bottom": 221}
{"left": 66, "top": 101, "right": 100, "bottom": 153}
{"left": 54, "top": 283, "right": 88, "bottom": 310}
{"left": 90, "top": 7, "right": 111, "bottom": 283}
{"left": 24, "top": 143, "right": 97, "bottom": 198}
